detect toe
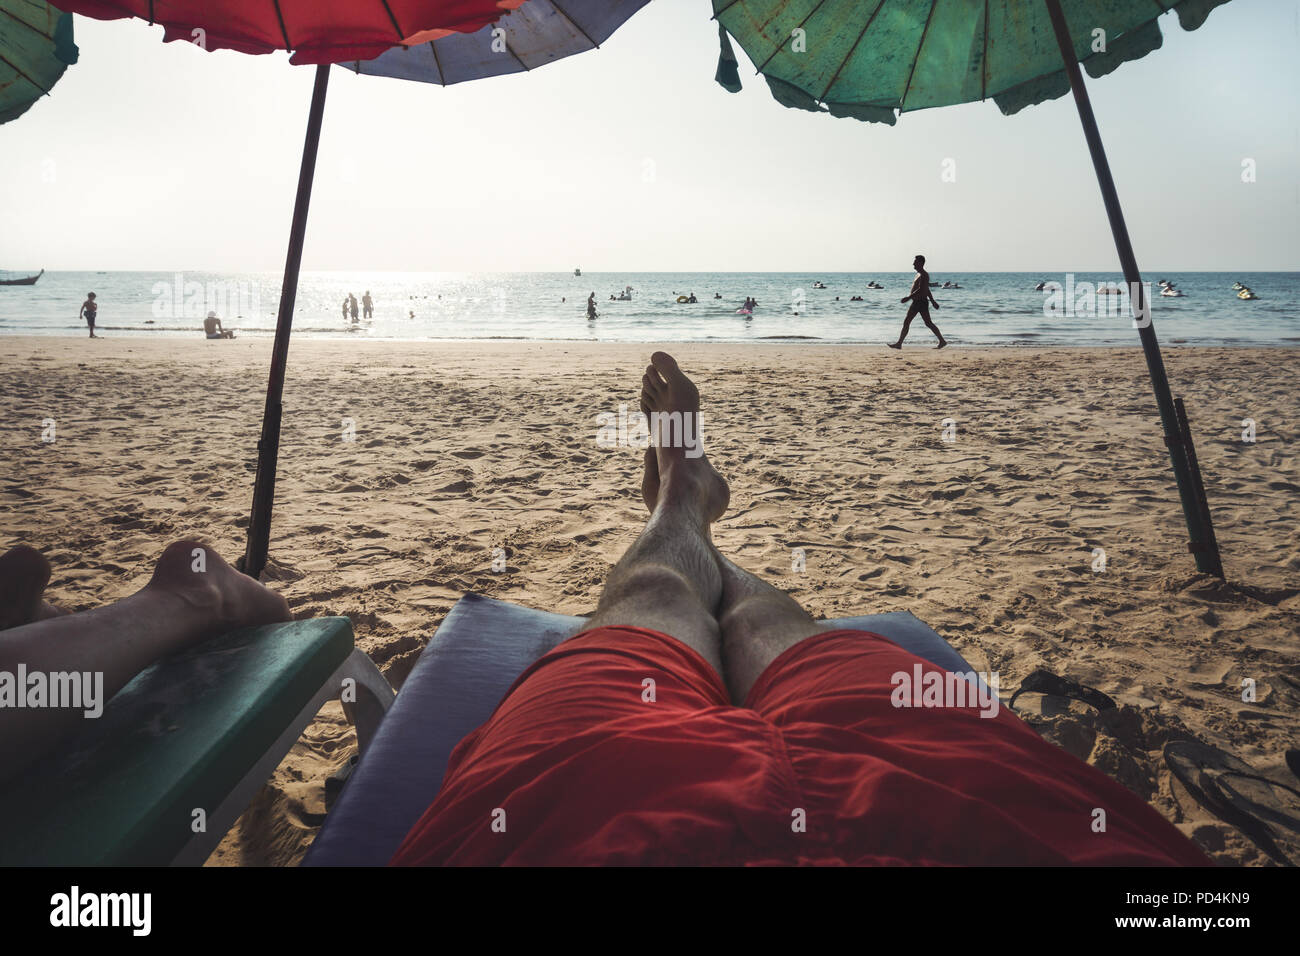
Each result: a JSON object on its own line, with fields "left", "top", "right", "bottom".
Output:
{"left": 649, "top": 351, "right": 680, "bottom": 380}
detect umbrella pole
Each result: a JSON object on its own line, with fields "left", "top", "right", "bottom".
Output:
{"left": 241, "top": 63, "right": 331, "bottom": 580}
{"left": 1043, "top": 0, "right": 1223, "bottom": 578}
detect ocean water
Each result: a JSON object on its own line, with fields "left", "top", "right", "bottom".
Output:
{"left": 1, "top": 271, "right": 1297, "bottom": 346}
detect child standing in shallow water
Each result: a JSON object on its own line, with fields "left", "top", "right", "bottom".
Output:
{"left": 889, "top": 255, "right": 947, "bottom": 350}
{"left": 79, "top": 292, "right": 98, "bottom": 338}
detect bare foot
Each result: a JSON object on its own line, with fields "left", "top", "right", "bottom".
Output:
{"left": 936, "top": 340, "right": 948, "bottom": 349}
{"left": 887, "top": 342, "right": 901, "bottom": 350}
{"left": 145, "top": 540, "right": 291, "bottom": 641}
{"left": 640, "top": 352, "right": 729, "bottom": 525}
{"left": 0, "top": 546, "right": 53, "bottom": 630}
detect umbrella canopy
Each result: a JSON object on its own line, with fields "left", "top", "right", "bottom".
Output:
{"left": 713, "top": 0, "right": 1231, "bottom": 123}
{"left": 0, "top": 1, "right": 78, "bottom": 125}
{"left": 711, "top": 0, "right": 1232, "bottom": 577}
{"left": 341, "top": 0, "right": 650, "bottom": 86}
{"left": 59, "top": 0, "right": 521, "bottom": 61}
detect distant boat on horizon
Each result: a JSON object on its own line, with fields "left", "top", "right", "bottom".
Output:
{"left": 0, "top": 268, "right": 44, "bottom": 286}
{"left": 574, "top": 267, "right": 581, "bottom": 277}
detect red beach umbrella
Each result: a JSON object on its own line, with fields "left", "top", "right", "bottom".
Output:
{"left": 55, "top": 1, "right": 518, "bottom": 60}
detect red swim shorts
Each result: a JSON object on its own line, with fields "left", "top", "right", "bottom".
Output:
{"left": 389, "top": 627, "right": 1209, "bottom": 866}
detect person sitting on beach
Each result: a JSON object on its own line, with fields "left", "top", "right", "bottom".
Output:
{"left": 203, "top": 312, "right": 234, "bottom": 340}
{"left": 362, "top": 291, "right": 374, "bottom": 319}
{"left": 79, "top": 292, "right": 98, "bottom": 339}
{"left": 0, "top": 542, "right": 289, "bottom": 784}
{"left": 890, "top": 255, "right": 947, "bottom": 350}
{"left": 385, "top": 352, "right": 1208, "bottom": 866}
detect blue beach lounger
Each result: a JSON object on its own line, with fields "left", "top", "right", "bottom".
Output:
{"left": 303, "top": 594, "right": 984, "bottom": 866}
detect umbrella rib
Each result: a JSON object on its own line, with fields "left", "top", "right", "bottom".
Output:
{"left": 0, "top": 50, "right": 51, "bottom": 96}
{"left": 817, "top": 0, "right": 887, "bottom": 103}
{"left": 379, "top": 0, "right": 406, "bottom": 39}
{"left": 502, "top": 37, "right": 530, "bottom": 71}
{"left": 0, "top": 6, "right": 48, "bottom": 37}
{"left": 755, "top": 0, "right": 830, "bottom": 75}
{"left": 550, "top": 1, "right": 600, "bottom": 49}
{"left": 900, "top": 0, "right": 939, "bottom": 111}
{"left": 981, "top": 0, "right": 989, "bottom": 100}
{"left": 271, "top": 0, "right": 293, "bottom": 52}
{"left": 428, "top": 40, "right": 447, "bottom": 86}
{"left": 148, "top": 0, "right": 155, "bottom": 25}
{"left": 712, "top": 0, "right": 744, "bottom": 21}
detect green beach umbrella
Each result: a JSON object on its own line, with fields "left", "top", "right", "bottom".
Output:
{"left": 0, "top": 1, "right": 78, "bottom": 125}
{"left": 713, "top": 0, "right": 1230, "bottom": 577}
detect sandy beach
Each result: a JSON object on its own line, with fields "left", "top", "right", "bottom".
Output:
{"left": 1, "top": 336, "right": 1296, "bottom": 866}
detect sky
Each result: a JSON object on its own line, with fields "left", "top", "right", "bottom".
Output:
{"left": 1, "top": 0, "right": 1297, "bottom": 273}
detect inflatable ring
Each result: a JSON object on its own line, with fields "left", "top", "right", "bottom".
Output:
{"left": 676, "top": 296, "right": 689, "bottom": 303}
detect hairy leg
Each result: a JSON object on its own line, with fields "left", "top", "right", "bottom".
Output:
{"left": 640, "top": 434, "right": 828, "bottom": 704}
{"left": 584, "top": 353, "right": 731, "bottom": 675}
{"left": 713, "top": 555, "right": 830, "bottom": 705}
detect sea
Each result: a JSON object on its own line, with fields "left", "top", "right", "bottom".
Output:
{"left": 2, "top": 271, "right": 1297, "bottom": 347}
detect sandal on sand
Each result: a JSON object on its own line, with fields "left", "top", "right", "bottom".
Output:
{"left": 325, "top": 753, "right": 360, "bottom": 810}
{"left": 1164, "top": 739, "right": 1300, "bottom": 866}
{"left": 1008, "top": 667, "right": 1116, "bottom": 712}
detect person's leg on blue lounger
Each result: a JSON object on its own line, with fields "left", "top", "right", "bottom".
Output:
{"left": 582, "top": 352, "right": 731, "bottom": 677}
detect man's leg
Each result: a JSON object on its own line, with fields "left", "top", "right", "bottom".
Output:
{"left": 713, "top": 555, "right": 830, "bottom": 705}
{"left": 583, "top": 352, "right": 730, "bottom": 676}
{"left": 919, "top": 304, "right": 947, "bottom": 347}
{"left": 635, "top": 409, "right": 825, "bottom": 704}
{"left": 889, "top": 302, "right": 920, "bottom": 348}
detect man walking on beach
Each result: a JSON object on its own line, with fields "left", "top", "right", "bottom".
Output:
{"left": 79, "top": 292, "right": 98, "bottom": 338}
{"left": 889, "top": 255, "right": 947, "bottom": 350}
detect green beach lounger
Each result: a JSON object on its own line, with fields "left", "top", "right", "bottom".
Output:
{"left": 0, "top": 618, "right": 392, "bottom": 866}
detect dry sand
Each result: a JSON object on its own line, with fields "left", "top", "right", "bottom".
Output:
{"left": 1, "top": 336, "right": 1297, "bottom": 866}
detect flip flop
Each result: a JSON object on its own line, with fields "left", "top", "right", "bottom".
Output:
{"left": 1008, "top": 667, "right": 1116, "bottom": 712}
{"left": 1164, "top": 739, "right": 1300, "bottom": 866}
{"left": 325, "top": 752, "right": 360, "bottom": 810}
